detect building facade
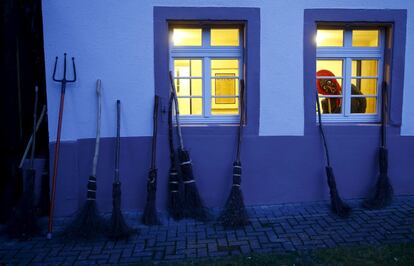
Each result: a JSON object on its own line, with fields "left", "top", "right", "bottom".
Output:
{"left": 41, "top": 0, "right": 414, "bottom": 217}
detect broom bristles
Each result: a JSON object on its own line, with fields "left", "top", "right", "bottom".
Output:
{"left": 363, "top": 173, "right": 393, "bottom": 209}
{"left": 64, "top": 200, "right": 106, "bottom": 239}
{"left": 183, "top": 182, "right": 209, "bottom": 221}
{"left": 178, "top": 149, "right": 209, "bottom": 221}
{"left": 363, "top": 147, "right": 393, "bottom": 209}
{"left": 219, "top": 161, "right": 249, "bottom": 228}
{"left": 326, "top": 166, "right": 351, "bottom": 218}
{"left": 142, "top": 169, "right": 159, "bottom": 225}
{"left": 167, "top": 167, "right": 183, "bottom": 220}
{"left": 63, "top": 175, "right": 106, "bottom": 239}
{"left": 108, "top": 182, "right": 134, "bottom": 239}
{"left": 6, "top": 169, "right": 39, "bottom": 239}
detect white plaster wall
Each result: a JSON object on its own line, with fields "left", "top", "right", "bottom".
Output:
{"left": 42, "top": 0, "right": 414, "bottom": 141}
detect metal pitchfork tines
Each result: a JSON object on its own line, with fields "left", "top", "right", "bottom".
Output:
{"left": 52, "top": 53, "right": 77, "bottom": 89}
{"left": 47, "top": 53, "right": 76, "bottom": 240}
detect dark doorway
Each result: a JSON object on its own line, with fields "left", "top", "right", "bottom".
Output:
{"left": 0, "top": 0, "right": 49, "bottom": 222}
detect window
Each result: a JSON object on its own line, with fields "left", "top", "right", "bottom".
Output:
{"left": 316, "top": 27, "right": 384, "bottom": 123}
{"left": 304, "top": 9, "right": 406, "bottom": 135}
{"left": 169, "top": 25, "right": 243, "bottom": 124}
{"left": 154, "top": 7, "right": 260, "bottom": 134}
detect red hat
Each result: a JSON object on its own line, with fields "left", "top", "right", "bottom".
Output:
{"left": 316, "top": 69, "right": 342, "bottom": 107}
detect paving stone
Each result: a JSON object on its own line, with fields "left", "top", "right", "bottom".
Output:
{"left": 164, "top": 254, "right": 186, "bottom": 260}
{"left": 0, "top": 196, "right": 413, "bottom": 264}
{"left": 108, "top": 252, "right": 121, "bottom": 264}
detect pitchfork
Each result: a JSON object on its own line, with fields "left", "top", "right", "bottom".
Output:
{"left": 47, "top": 53, "right": 76, "bottom": 239}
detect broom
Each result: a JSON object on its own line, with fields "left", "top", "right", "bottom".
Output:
{"left": 142, "top": 95, "right": 160, "bottom": 225}
{"left": 63, "top": 79, "right": 106, "bottom": 239}
{"left": 167, "top": 92, "right": 183, "bottom": 220}
{"left": 219, "top": 79, "right": 249, "bottom": 228}
{"left": 169, "top": 71, "right": 209, "bottom": 221}
{"left": 108, "top": 100, "right": 134, "bottom": 238}
{"left": 6, "top": 86, "right": 40, "bottom": 238}
{"left": 363, "top": 81, "right": 393, "bottom": 209}
{"left": 316, "top": 92, "right": 351, "bottom": 218}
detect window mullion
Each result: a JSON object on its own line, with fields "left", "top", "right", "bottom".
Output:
{"left": 344, "top": 57, "right": 352, "bottom": 117}
{"left": 204, "top": 57, "right": 211, "bottom": 118}
{"left": 344, "top": 29, "right": 352, "bottom": 47}
{"left": 203, "top": 27, "right": 210, "bottom": 47}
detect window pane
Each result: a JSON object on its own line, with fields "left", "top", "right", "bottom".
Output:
{"left": 175, "top": 79, "right": 202, "bottom": 96}
{"left": 316, "top": 29, "right": 343, "bottom": 47}
{"left": 352, "top": 60, "right": 378, "bottom": 77}
{"left": 316, "top": 60, "right": 343, "bottom": 77}
{"left": 351, "top": 78, "right": 377, "bottom": 95}
{"left": 351, "top": 97, "right": 376, "bottom": 114}
{"left": 316, "top": 78, "right": 343, "bottom": 95}
{"left": 211, "top": 29, "right": 239, "bottom": 46}
{"left": 173, "top": 28, "right": 202, "bottom": 46}
{"left": 352, "top": 30, "right": 379, "bottom": 47}
{"left": 318, "top": 97, "right": 342, "bottom": 114}
{"left": 178, "top": 98, "right": 202, "bottom": 115}
{"left": 174, "top": 59, "right": 202, "bottom": 77}
{"left": 211, "top": 98, "right": 239, "bottom": 115}
{"left": 211, "top": 59, "right": 239, "bottom": 77}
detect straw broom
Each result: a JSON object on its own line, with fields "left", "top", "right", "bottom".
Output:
{"left": 219, "top": 80, "right": 249, "bottom": 228}
{"left": 316, "top": 92, "right": 351, "bottom": 218}
{"left": 169, "top": 71, "right": 209, "bottom": 221}
{"left": 167, "top": 92, "right": 183, "bottom": 220}
{"left": 363, "top": 81, "right": 393, "bottom": 209}
{"left": 63, "top": 79, "right": 106, "bottom": 239}
{"left": 108, "top": 100, "right": 134, "bottom": 238}
{"left": 142, "top": 95, "right": 160, "bottom": 225}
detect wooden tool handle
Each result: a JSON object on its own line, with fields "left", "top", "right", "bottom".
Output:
{"left": 91, "top": 79, "right": 102, "bottom": 177}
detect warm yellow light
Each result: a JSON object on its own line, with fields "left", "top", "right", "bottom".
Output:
{"left": 316, "top": 30, "right": 343, "bottom": 47}
{"left": 173, "top": 30, "right": 187, "bottom": 45}
{"left": 211, "top": 29, "right": 239, "bottom": 46}
{"left": 315, "top": 31, "right": 327, "bottom": 46}
{"left": 172, "top": 28, "right": 202, "bottom": 46}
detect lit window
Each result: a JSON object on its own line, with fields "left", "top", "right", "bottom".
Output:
{"left": 316, "top": 27, "right": 384, "bottom": 122}
{"left": 173, "top": 28, "right": 202, "bottom": 46}
{"left": 170, "top": 25, "right": 243, "bottom": 124}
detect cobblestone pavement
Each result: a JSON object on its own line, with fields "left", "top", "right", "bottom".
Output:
{"left": 1, "top": 196, "right": 413, "bottom": 265}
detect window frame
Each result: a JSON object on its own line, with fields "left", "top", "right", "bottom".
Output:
{"left": 154, "top": 7, "right": 260, "bottom": 135}
{"left": 304, "top": 9, "right": 407, "bottom": 136}
{"left": 169, "top": 24, "right": 244, "bottom": 124}
{"left": 316, "top": 26, "right": 385, "bottom": 123}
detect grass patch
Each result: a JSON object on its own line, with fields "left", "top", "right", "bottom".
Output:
{"left": 139, "top": 243, "right": 414, "bottom": 266}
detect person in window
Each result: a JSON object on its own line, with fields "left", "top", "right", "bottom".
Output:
{"left": 350, "top": 84, "right": 367, "bottom": 114}
{"left": 316, "top": 69, "right": 366, "bottom": 114}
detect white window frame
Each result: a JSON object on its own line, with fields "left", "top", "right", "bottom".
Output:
{"left": 169, "top": 24, "right": 244, "bottom": 124}
{"left": 317, "top": 27, "right": 385, "bottom": 123}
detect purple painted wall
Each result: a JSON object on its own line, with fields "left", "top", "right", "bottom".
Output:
{"left": 44, "top": 6, "right": 414, "bottom": 218}
{"left": 51, "top": 132, "right": 414, "bottom": 216}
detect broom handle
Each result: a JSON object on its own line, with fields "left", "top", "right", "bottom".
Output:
{"left": 19, "top": 105, "right": 46, "bottom": 169}
{"left": 316, "top": 92, "right": 331, "bottom": 167}
{"left": 381, "top": 81, "right": 387, "bottom": 148}
{"left": 115, "top": 100, "right": 121, "bottom": 183}
{"left": 151, "top": 96, "right": 159, "bottom": 169}
{"left": 91, "top": 80, "right": 102, "bottom": 177}
{"left": 168, "top": 93, "right": 175, "bottom": 161}
{"left": 169, "top": 71, "right": 184, "bottom": 149}
{"left": 236, "top": 80, "right": 245, "bottom": 162}
{"left": 30, "top": 86, "right": 39, "bottom": 170}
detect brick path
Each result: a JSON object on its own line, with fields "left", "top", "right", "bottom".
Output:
{"left": 1, "top": 196, "right": 413, "bottom": 265}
